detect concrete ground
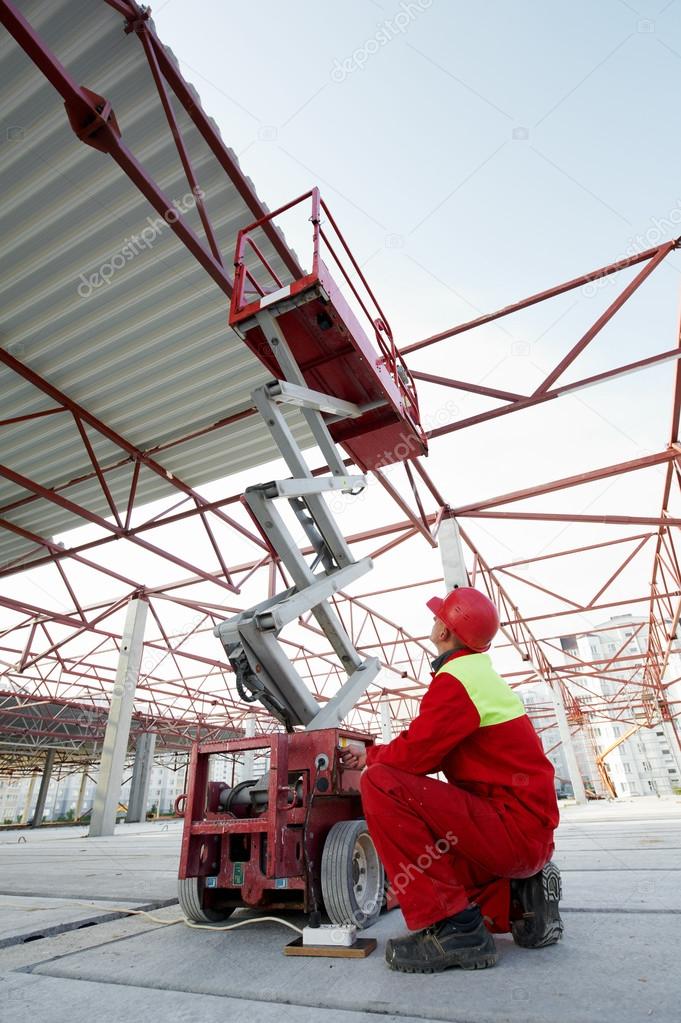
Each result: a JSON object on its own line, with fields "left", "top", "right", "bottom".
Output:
{"left": 1, "top": 798, "right": 679, "bottom": 1023}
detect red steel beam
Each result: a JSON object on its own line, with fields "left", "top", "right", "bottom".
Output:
{"left": 0, "top": 505, "right": 430, "bottom": 585}
{"left": 409, "top": 371, "right": 523, "bottom": 404}
{"left": 501, "top": 590, "right": 681, "bottom": 627}
{"left": 372, "top": 468, "right": 436, "bottom": 547}
{"left": 427, "top": 347, "right": 681, "bottom": 440}
{"left": 0, "top": 345, "right": 270, "bottom": 584}
{"left": 491, "top": 532, "right": 653, "bottom": 571}
{"left": 0, "top": 462, "right": 240, "bottom": 594}
{"left": 639, "top": 313, "right": 681, "bottom": 746}
{"left": 533, "top": 241, "right": 676, "bottom": 394}
{"left": 403, "top": 242, "right": 678, "bottom": 356}
{"left": 136, "top": 25, "right": 224, "bottom": 267}
{"left": 459, "top": 511, "right": 681, "bottom": 527}
{"left": 584, "top": 534, "right": 651, "bottom": 609}
{"left": 451, "top": 450, "right": 675, "bottom": 516}
{"left": 108, "top": 0, "right": 302, "bottom": 282}
{"left": 0, "top": 0, "right": 233, "bottom": 295}
{"left": 0, "top": 347, "right": 263, "bottom": 549}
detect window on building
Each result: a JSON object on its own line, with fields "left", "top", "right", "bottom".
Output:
{"left": 623, "top": 763, "right": 632, "bottom": 774}
{"left": 669, "top": 769, "right": 678, "bottom": 775}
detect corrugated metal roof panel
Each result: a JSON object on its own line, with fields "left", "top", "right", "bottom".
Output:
{"left": 0, "top": 0, "right": 312, "bottom": 570}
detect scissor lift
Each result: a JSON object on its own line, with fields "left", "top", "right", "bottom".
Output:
{"left": 178, "top": 190, "right": 425, "bottom": 926}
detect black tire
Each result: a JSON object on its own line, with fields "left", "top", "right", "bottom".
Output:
{"left": 177, "top": 876, "right": 235, "bottom": 923}
{"left": 321, "top": 819, "right": 384, "bottom": 929}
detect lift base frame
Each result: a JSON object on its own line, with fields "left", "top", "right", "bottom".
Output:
{"left": 178, "top": 727, "right": 373, "bottom": 915}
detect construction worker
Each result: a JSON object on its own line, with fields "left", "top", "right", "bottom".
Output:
{"left": 339, "top": 587, "right": 562, "bottom": 974}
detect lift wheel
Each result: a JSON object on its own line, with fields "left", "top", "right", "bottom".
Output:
{"left": 321, "top": 818, "right": 384, "bottom": 929}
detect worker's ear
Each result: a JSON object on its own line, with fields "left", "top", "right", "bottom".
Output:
{"left": 435, "top": 621, "right": 450, "bottom": 642}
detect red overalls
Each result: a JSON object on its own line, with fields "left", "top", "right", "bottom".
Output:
{"left": 360, "top": 649, "right": 559, "bottom": 932}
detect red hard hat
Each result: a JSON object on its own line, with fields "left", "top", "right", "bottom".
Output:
{"left": 427, "top": 587, "right": 499, "bottom": 652}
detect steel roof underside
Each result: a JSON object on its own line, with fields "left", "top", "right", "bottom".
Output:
{"left": 0, "top": 0, "right": 311, "bottom": 570}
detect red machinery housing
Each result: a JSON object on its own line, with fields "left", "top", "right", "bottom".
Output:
{"left": 178, "top": 728, "right": 384, "bottom": 925}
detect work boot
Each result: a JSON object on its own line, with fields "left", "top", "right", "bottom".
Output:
{"left": 385, "top": 905, "right": 498, "bottom": 974}
{"left": 511, "top": 860, "right": 564, "bottom": 948}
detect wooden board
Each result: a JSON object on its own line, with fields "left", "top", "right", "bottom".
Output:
{"left": 283, "top": 937, "right": 377, "bottom": 958}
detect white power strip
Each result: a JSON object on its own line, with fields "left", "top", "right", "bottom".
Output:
{"left": 302, "top": 923, "right": 357, "bottom": 947}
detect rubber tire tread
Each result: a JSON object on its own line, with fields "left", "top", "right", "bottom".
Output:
{"left": 177, "top": 876, "right": 234, "bottom": 922}
{"left": 320, "top": 818, "right": 383, "bottom": 929}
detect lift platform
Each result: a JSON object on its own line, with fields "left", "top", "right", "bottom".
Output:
{"left": 178, "top": 189, "right": 421, "bottom": 928}
{"left": 229, "top": 188, "right": 427, "bottom": 471}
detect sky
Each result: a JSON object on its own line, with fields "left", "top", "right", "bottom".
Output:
{"left": 4, "top": 0, "right": 681, "bottom": 707}
{"left": 126, "top": 0, "right": 681, "bottom": 621}
{"left": 145, "top": 0, "right": 681, "bottom": 501}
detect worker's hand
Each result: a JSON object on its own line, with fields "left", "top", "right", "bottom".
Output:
{"left": 338, "top": 745, "right": 367, "bottom": 771}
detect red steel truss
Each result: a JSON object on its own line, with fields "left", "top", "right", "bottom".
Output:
{"left": 0, "top": 0, "right": 680, "bottom": 775}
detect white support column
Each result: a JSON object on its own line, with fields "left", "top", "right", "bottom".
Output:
{"left": 20, "top": 772, "right": 38, "bottom": 824}
{"left": 380, "top": 696, "right": 393, "bottom": 743}
{"left": 126, "top": 732, "right": 156, "bottom": 823}
{"left": 436, "top": 517, "right": 469, "bottom": 590}
{"left": 89, "top": 599, "right": 148, "bottom": 837}
{"left": 75, "top": 767, "right": 89, "bottom": 821}
{"left": 548, "top": 680, "right": 587, "bottom": 805}
{"left": 240, "top": 716, "right": 256, "bottom": 781}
